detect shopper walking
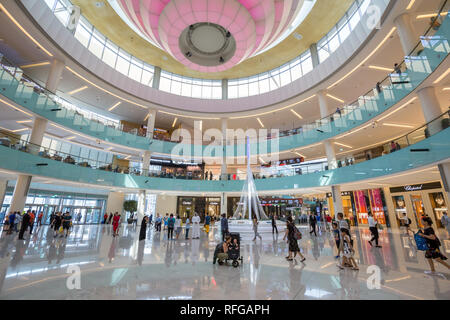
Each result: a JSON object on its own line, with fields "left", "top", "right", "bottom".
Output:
{"left": 107, "top": 212, "right": 113, "bottom": 224}
{"left": 271, "top": 213, "right": 278, "bottom": 234}
{"left": 204, "top": 213, "right": 211, "bottom": 233}
{"left": 418, "top": 216, "right": 449, "bottom": 274}
{"left": 28, "top": 211, "right": 35, "bottom": 235}
{"left": 191, "top": 213, "right": 200, "bottom": 239}
{"left": 139, "top": 216, "right": 148, "bottom": 241}
{"left": 7, "top": 212, "right": 15, "bottom": 235}
{"left": 283, "top": 216, "right": 306, "bottom": 262}
{"left": 185, "top": 216, "right": 191, "bottom": 239}
{"left": 167, "top": 214, "right": 175, "bottom": 240}
{"left": 112, "top": 212, "right": 121, "bottom": 237}
{"left": 440, "top": 211, "right": 450, "bottom": 239}
{"left": 62, "top": 212, "right": 72, "bottom": 238}
{"left": 309, "top": 213, "right": 317, "bottom": 236}
{"left": 53, "top": 212, "right": 63, "bottom": 238}
{"left": 368, "top": 212, "right": 382, "bottom": 248}
{"left": 175, "top": 215, "right": 182, "bottom": 239}
{"left": 155, "top": 214, "right": 162, "bottom": 232}
{"left": 37, "top": 212, "right": 43, "bottom": 227}
{"left": 252, "top": 217, "right": 262, "bottom": 241}
{"left": 18, "top": 210, "right": 31, "bottom": 240}
{"left": 220, "top": 213, "right": 229, "bottom": 241}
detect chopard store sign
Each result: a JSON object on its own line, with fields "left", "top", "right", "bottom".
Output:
{"left": 390, "top": 181, "right": 442, "bottom": 193}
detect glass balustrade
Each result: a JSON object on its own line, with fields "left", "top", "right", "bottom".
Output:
{"left": 0, "top": 111, "right": 448, "bottom": 184}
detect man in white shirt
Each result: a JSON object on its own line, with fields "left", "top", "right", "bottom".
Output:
{"left": 401, "top": 212, "right": 413, "bottom": 235}
{"left": 191, "top": 213, "right": 201, "bottom": 239}
{"left": 368, "top": 212, "right": 381, "bottom": 248}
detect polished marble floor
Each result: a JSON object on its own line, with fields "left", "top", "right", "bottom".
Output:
{"left": 0, "top": 223, "right": 449, "bottom": 300}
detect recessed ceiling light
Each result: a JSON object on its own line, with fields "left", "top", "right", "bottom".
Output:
{"left": 293, "top": 33, "right": 303, "bottom": 40}
{"left": 95, "top": 2, "right": 105, "bottom": 8}
{"left": 68, "top": 86, "right": 88, "bottom": 95}
{"left": 162, "top": 56, "right": 168, "bottom": 61}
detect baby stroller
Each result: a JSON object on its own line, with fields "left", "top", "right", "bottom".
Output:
{"left": 214, "top": 232, "right": 243, "bottom": 268}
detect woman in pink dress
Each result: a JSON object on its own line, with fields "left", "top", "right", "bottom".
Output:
{"left": 112, "top": 212, "right": 121, "bottom": 237}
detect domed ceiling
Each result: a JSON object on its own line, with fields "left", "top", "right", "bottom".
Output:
{"left": 116, "top": 0, "right": 307, "bottom": 72}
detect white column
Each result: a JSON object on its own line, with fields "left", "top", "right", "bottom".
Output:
{"left": 146, "top": 109, "right": 157, "bottom": 138}
{"left": 394, "top": 13, "right": 417, "bottom": 55}
{"left": 222, "top": 79, "right": 228, "bottom": 99}
{"left": 46, "top": 59, "right": 65, "bottom": 93}
{"left": 438, "top": 162, "right": 450, "bottom": 201}
{"left": 28, "top": 117, "right": 48, "bottom": 154}
{"left": 417, "top": 87, "right": 443, "bottom": 135}
{"left": 8, "top": 175, "right": 31, "bottom": 213}
{"left": 331, "top": 185, "right": 344, "bottom": 216}
{"left": 310, "top": 43, "right": 319, "bottom": 68}
{"left": 221, "top": 118, "right": 228, "bottom": 179}
{"left": 317, "top": 90, "right": 329, "bottom": 119}
{"left": 105, "top": 191, "right": 125, "bottom": 216}
{"left": 152, "top": 66, "right": 161, "bottom": 89}
{"left": 0, "top": 179, "right": 7, "bottom": 211}
{"left": 142, "top": 151, "right": 151, "bottom": 176}
{"left": 221, "top": 192, "right": 227, "bottom": 216}
{"left": 324, "top": 140, "right": 337, "bottom": 169}
{"left": 137, "top": 190, "right": 146, "bottom": 222}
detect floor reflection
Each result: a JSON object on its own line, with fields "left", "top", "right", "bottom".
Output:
{"left": 0, "top": 224, "right": 448, "bottom": 300}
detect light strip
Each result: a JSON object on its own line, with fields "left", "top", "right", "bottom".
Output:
{"left": 68, "top": 86, "right": 88, "bottom": 95}
{"left": 326, "top": 94, "right": 345, "bottom": 103}
{"left": 378, "top": 97, "right": 417, "bottom": 121}
{"left": 334, "top": 142, "right": 353, "bottom": 149}
{"left": 382, "top": 123, "right": 414, "bottom": 129}
{"left": 229, "top": 95, "right": 316, "bottom": 119}
{"left": 294, "top": 152, "right": 306, "bottom": 158}
{"left": 20, "top": 62, "right": 50, "bottom": 69}
{"left": 158, "top": 110, "right": 219, "bottom": 120}
{"left": 328, "top": 27, "right": 397, "bottom": 89}
{"left": 257, "top": 117, "right": 264, "bottom": 128}
{"left": 416, "top": 12, "right": 448, "bottom": 19}
{"left": 0, "top": 4, "right": 53, "bottom": 57}
{"left": 406, "top": 0, "right": 416, "bottom": 10}
{"left": 199, "top": 120, "right": 203, "bottom": 131}
{"left": 124, "top": 155, "right": 131, "bottom": 160}
{"left": 290, "top": 109, "right": 303, "bottom": 119}
{"left": 108, "top": 101, "right": 121, "bottom": 112}
{"left": 433, "top": 68, "right": 450, "bottom": 84}
{"left": 144, "top": 113, "right": 150, "bottom": 121}
{"left": 172, "top": 117, "right": 178, "bottom": 128}
{"left": 0, "top": 97, "right": 33, "bottom": 117}
{"left": 16, "top": 120, "right": 32, "bottom": 124}
{"left": 336, "top": 123, "right": 372, "bottom": 139}
{"left": 369, "top": 65, "right": 393, "bottom": 72}
{"left": 66, "top": 136, "right": 76, "bottom": 140}
{"left": 65, "top": 66, "right": 148, "bottom": 110}
{"left": 12, "top": 128, "right": 29, "bottom": 133}
{"left": 443, "top": 87, "right": 450, "bottom": 91}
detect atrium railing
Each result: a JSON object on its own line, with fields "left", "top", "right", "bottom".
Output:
{"left": 0, "top": 0, "right": 448, "bottom": 151}
{"left": 0, "top": 111, "right": 448, "bottom": 182}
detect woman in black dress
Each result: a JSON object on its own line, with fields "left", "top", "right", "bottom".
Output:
{"left": 283, "top": 216, "right": 306, "bottom": 262}
{"left": 139, "top": 216, "right": 149, "bottom": 241}
{"left": 418, "top": 216, "right": 449, "bottom": 274}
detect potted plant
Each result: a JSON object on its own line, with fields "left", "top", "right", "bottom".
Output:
{"left": 123, "top": 200, "right": 138, "bottom": 224}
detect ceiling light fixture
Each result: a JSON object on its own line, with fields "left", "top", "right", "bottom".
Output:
{"left": 108, "top": 101, "right": 121, "bottom": 112}
{"left": 65, "top": 66, "right": 149, "bottom": 110}
{"left": 257, "top": 118, "right": 264, "bottom": 128}
{"left": 16, "top": 120, "right": 32, "bottom": 124}
{"left": 416, "top": 12, "right": 448, "bottom": 19}
{"left": 382, "top": 123, "right": 414, "bottom": 129}
{"left": 443, "top": 87, "right": 450, "bottom": 91}
{"left": 0, "top": 97, "right": 33, "bottom": 117}
{"left": 290, "top": 109, "right": 303, "bottom": 119}
{"left": 12, "top": 128, "right": 29, "bottom": 132}
{"left": 294, "top": 152, "right": 305, "bottom": 158}
{"left": 328, "top": 27, "right": 397, "bottom": 89}
{"left": 369, "top": 65, "right": 394, "bottom": 72}
{"left": 0, "top": 4, "right": 53, "bottom": 57}
{"left": 66, "top": 136, "right": 76, "bottom": 140}
{"left": 20, "top": 62, "right": 50, "bottom": 69}
{"left": 406, "top": 0, "right": 416, "bottom": 10}
{"left": 172, "top": 117, "right": 178, "bottom": 128}
{"left": 68, "top": 86, "right": 88, "bottom": 95}
{"left": 326, "top": 94, "right": 345, "bottom": 103}
{"left": 433, "top": 68, "right": 450, "bottom": 84}
{"left": 158, "top": 110, "right": 220, "bottom": 120}
{"left": 334, "top": 142, "right": 353, "bottom": 149}
{"left": 378, "top": 97, "right": 417, "bottom": 121}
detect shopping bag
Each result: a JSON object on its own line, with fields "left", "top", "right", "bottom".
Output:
{"left": 58, "top": 226, "right": 64, "bottom": 234}
{"left": 414, "top": 232, "right": 429, "bottom": 251}
{"left": 293, "top": 226, "right": 302, "bottom": 240}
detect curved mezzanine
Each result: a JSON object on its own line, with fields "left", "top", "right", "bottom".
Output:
{"left": 0, "top": 114, "right": 449, "bottom": 193}
{"left": 1, "top": 12, "right": 449, "bottom": 158}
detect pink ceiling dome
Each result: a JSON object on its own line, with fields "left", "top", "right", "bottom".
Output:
{"left": 118, "top": 0, "right": 304, "bottom": 72}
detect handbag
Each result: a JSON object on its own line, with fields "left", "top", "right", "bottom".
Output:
{"left": 293, "top": 225, "right": 302, "bottom": 240}
{"left": 414, "top": 232, "right": 429, "bottom": 251}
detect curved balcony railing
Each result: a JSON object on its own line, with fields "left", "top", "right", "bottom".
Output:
{"left": 0, "top": 3, "right": 449, "bottom": 155}
{"left": 0, "top": 111, "right": 448, "bottom": 190}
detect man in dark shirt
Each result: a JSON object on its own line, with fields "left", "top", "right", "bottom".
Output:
{"left": 220, "top": 214, "right": 228, "bottom": 241}
{"left": 18, "top": 211, "right": 31, "bottom": 240}
{"left": 271, "top": 214, "right": 278, "bottom": 234}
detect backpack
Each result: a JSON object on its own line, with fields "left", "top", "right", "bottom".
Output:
{"left": 414, "top": 232, "right": 429, "bottom": 251}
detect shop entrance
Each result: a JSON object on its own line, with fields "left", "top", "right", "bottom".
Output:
{"left": 410, "top": 195, "right": 425, "bottom": 228}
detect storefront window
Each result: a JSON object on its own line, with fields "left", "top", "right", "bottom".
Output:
{"left": 392, "top": 195, "right": 407, "bottom": 227}
{"left": 428, "top": 192, "right": 448, "bottom": 228}
{"left": 410, "top": 195, "right": 425, "bottom": 228}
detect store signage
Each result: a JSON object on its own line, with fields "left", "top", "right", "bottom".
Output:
{"left": 262, "top": 157, "right": 304, "bottom": 167}
{"left": 390, "top": 181, "right": 442, "bottom": 193}
{"left": 326, "top": 191, "right": 353, "bottom": 197}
